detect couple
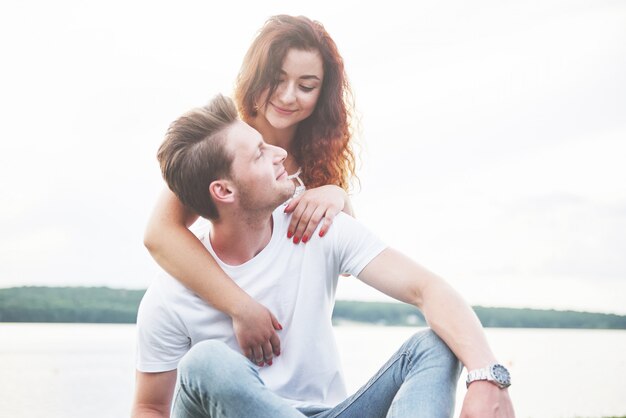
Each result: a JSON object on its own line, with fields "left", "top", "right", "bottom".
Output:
{"left": 132, "top": 15, "right": 515, "bottom": 418}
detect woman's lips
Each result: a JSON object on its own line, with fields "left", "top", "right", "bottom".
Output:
{"left": 271, "top": 103, "right": 296, "bottom": 115}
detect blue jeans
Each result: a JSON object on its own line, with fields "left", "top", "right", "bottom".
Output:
{"left": 172, "top": 329, "right": 461, "bottom": 418}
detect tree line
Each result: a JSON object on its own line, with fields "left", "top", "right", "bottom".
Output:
{"left": 1, "top": 286, "right": 625, "bottom": 329}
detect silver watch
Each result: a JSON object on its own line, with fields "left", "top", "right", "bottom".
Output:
{"left": 466, "top": 363, "right": 511, "bottom": 389}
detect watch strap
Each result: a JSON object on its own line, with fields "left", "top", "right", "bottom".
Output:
{"left": 466, "top": 366, "right": 490, "bottom": 387}
{"left": 466, "top": 363, "right": 511, "bottom": 389}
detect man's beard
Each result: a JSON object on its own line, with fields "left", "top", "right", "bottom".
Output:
{"left": 235, "top": 179, "right": 295, "bottom": 214}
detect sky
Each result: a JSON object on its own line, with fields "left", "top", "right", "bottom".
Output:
{"left": 1, "top": 0, "right": 625, "bottom": 314}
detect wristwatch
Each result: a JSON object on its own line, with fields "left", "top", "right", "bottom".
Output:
{"left": 466, "top": 363, "right": 511, "bottom": 389}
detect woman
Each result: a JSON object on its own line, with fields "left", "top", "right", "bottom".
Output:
{"left": 144, "top": 15, "right": 357, "bottom": 367}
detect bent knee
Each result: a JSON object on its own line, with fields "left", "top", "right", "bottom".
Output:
{"left": 179, "top": 340, "right": 247, "bottom": 379}
{"left": 408, "top": 329, "right": 460, "bottom": 370}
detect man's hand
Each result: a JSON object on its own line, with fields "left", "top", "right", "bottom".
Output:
{"left": 459, "top": 381, "right": 515, "bottom": 418}
{"left": 231, "top": 300, "right": 282, "bottom": 366}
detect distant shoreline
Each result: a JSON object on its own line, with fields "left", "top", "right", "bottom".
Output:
{"left": 1, "top": 286, "right": 625, "bottom": 329}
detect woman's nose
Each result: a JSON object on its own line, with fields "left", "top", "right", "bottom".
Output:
{"left": 277, "top": 83, "right": 296, "bottom": 105}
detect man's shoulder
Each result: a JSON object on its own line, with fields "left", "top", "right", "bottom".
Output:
{"left": 138, "top": 272, "right": 195, "bottom": 324}
{"left": 274, "top": 206, "right": 365, "bottom": 235}
{"left": 329, "top": 212, "right": 372, "bottom": 237}
{"left": 333, "top": 211, "right": 356, "bottom": 225}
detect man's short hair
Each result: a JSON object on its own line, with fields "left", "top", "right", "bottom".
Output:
{"left": 157, "top": 94, "right": 238, "bottom": 220}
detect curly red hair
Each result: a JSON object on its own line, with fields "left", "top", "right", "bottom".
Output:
{"left": 235, "top": 15, "right": 357, "bottom": 190}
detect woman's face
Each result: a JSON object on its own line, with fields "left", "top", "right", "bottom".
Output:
{"left": 257, "top": 48, "right": 324, "bottom": 132}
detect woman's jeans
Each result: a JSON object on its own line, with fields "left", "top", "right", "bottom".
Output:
{"left": 172, "top": 329, "right": 461, "bottom": 418}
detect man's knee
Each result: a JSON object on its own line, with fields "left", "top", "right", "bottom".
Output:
{"left": 406, "top": 329, "right": 461, "bottom": 373}
{"left": 179, "top": 340, "right": 251, "bottom": 386}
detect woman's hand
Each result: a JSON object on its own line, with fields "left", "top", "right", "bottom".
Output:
{"left": 283, "top": 185, "right": 348, "bottom": 243}
{"left": 231, "top": 299, "right": 283, "bottom": 367}
{"left": 146, "top": 188, "right": 284, "bottom": 366}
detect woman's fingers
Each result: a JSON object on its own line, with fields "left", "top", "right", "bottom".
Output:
{"left": 298, "top": 206, "right": 327, "bottom": 242}
{"left": 286, "top": 185, "right": 346, "bottom": 242}
{"left": 318, "top": 207, "right": 339, "bottom": 237}
{"left": 251, "top": 347, "right": 264, "bottom": 366}
{"left": 261, "top": 341, "right": 274, "bottom": 366}
{"left": 288, "top": 203, "right": 341, "bottom": 243}
{"left": 287, "top": 200, "right": 308, "bottom": 241}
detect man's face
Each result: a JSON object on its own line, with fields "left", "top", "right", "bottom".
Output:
{"left": 226, "top": 120, "right": 295, "bottom": 212}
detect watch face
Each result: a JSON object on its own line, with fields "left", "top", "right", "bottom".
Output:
{"left": 491, "top": 364, "right": 511, "bottom": 385}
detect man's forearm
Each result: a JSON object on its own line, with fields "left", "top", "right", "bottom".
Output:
{"left": 358, "top": 249, "right": 499, "bottom": 369}
{"left": 358, "top": 248, "right": 515, "bottom": 416}
{"left": 419, "top": 276, "right": 497, "bottom": 370}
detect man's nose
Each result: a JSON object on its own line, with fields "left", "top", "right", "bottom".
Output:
{"left": 273, "top": 145, "right": 288, "bottom": 162}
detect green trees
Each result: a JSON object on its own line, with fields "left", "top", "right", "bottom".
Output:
{"left": 0, "top": 286, "right": 144, "bottom": 323}
{"left": 1, "top": 287, "right": 625, "bottom": 329}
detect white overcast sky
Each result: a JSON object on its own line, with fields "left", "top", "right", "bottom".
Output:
{"left": 1, "top": 0, "right": 625, "bottom": 314}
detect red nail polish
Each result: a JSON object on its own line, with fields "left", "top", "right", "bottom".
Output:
{"left": 293, "top": 236, "right": 300, "bottom": 244}
{"left": 319, "top": 230, "right": 325, "bottom": 237}
{"left": 302, "top": 235, "right": 308, "bottom": 243}
{"left": 287, "top": 231, "right": 293, "bottom": 239}
{"left": 268, "top": 360, "right": 273, "bottom": 366}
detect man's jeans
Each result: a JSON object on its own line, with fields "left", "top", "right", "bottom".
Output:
{"left": 172, "top": 329, "right": 461, "bottom": 418}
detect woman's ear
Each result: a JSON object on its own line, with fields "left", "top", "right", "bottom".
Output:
{"left": 209, "top": 180, "right": 235, "bottom": 204}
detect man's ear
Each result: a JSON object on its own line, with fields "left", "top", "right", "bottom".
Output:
{"left": 209, "top": 180, "right": 235, "bottom": 204}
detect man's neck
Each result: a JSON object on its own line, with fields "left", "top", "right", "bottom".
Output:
{"left": 209, "top": 211, "right": 274, "bottom": 266}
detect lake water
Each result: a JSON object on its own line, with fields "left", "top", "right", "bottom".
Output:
{"left": 0, "top": 323, "right": 624, "bottom": 418}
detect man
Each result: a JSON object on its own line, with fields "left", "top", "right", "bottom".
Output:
{"left": 132, "top": 94, "right": 515, "bottom": 417}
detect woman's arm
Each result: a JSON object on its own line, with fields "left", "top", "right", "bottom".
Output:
{"left": 144, "top": 188, "right": 282, "bottom": 366}
{"left": 283, "top": 185, "right": 353, "bottom": 243}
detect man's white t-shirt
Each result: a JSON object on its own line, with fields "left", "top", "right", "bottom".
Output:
{"left": 136, "top": 208, "right": 386, "bottom": 408}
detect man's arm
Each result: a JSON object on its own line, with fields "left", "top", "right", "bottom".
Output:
{"left": 131, "top": 370, "right": 177, "bottom": 418}
{"left": 358, "top": 248, "right": 515, "bottom": 418}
